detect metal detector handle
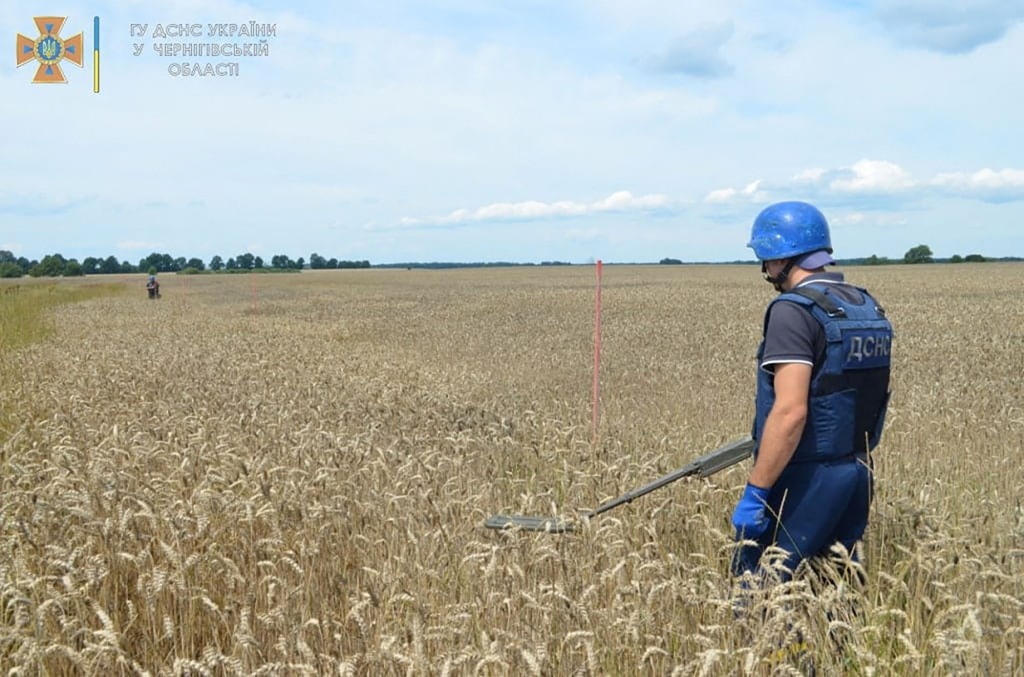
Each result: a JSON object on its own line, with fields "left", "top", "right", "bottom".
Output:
{"left": 583, "top": 437, "right": 754, "bottom": 520}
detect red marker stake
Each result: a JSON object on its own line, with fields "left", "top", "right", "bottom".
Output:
{"left": 592, "top": 260, "right": 603, "bottom": 444}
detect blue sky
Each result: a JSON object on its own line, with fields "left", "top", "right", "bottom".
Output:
{"left": 2, "top": 0, "right": 1023, "bottom": 264}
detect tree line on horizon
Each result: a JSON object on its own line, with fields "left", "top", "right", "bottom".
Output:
{"left": 0, "top": 251, "right": 370, "bottom": 278}
{"left": 0, "top": 245, "right": 1015, "bottom": 279}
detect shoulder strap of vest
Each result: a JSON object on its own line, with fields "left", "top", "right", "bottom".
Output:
{"left": 785, "top": 285, "right": 846, "bottom": 317}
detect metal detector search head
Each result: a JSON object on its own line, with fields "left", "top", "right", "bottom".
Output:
{"left": 485, "top": 436, "right": 754, "bottom": 533}
{"left": 483, "top": 515, "right": 576, "bottom": 533}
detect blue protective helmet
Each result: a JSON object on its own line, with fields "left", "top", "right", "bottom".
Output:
{"left": 747, "top": 201, "right": 832, "bottom": 260}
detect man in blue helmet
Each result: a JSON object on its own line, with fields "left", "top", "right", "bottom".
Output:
{"left": 731, "top": 201, "right": 893, "bottom": 581}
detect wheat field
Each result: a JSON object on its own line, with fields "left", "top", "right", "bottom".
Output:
{"left": 1, "top": 264, "right": 1022, "bottom": 675}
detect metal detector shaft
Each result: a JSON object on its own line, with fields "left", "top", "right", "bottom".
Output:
{"left": 485, "top": 436, "right": 754, "bottom": 532}
{"left": 582, "top": 436, "right": 755, "bottom": 520}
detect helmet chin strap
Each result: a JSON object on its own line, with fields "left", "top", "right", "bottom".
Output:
{"left": 762, "top": 259, "right": 796, "bottom": 292}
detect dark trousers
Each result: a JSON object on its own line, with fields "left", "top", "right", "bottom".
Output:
{"left": 733, "top": 456, "right": 872, "bottom": 580}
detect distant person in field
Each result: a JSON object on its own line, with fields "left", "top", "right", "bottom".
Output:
{"left": 146, "top": 274, "right": 160, "bottom": 299}
{"left": 731, "top": 201, "right": 893, "bottom": 582}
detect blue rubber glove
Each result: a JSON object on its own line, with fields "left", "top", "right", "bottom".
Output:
{"left": 731, "top": 482, "right": 771, "bottom": 540}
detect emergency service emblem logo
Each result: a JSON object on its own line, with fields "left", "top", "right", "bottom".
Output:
{"left": 16, "top": 16, "right": 84, "bottom": 83}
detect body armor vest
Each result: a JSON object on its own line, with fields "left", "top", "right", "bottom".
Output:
{"left": 753, "top": 282, "right": 892, "bottom": 462}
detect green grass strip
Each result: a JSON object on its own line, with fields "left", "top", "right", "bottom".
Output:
{"left": 0, "top": 281, "right": 127, "bottom": 353}
{"left": 0, "top": 281, "right": 127, "bottom": 440}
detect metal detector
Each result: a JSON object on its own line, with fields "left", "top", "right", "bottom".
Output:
{"left": 484, "top": 436, "right": 755, "bottom": 533}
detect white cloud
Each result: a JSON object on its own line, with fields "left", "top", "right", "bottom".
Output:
{"left": 792, "top": 168, "right": 826, "bottom": 182}
{"left": 703, "top": 179, "right": 769, "bottom": 204}
{"left": 930, "top": 168, "right": 1024, "bottom": 191}
{"left": 833, "top": 212, "right": 866, "bottom": 226}
{"left": 925, "top": 168, "right": 1024, "bottom": 203}
{"left": 704, "top": 188, "right": 736, "bottom": 203}
{"left": 392, "top": 191, "right": 673, "bottom": 229}
{"left": 831, "top": 211, "right": 908, "bottom": 229}
{"left": 829, "top": 159, "right": 915, "bottom": 193}
{"left": 700, "top": 160, "right": 1024, "bottom": 207}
